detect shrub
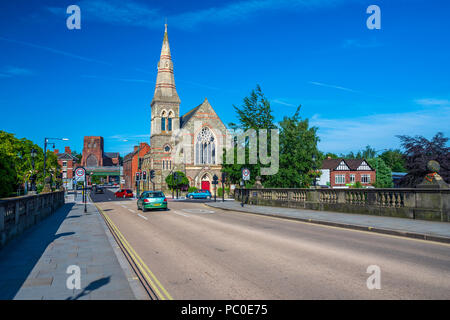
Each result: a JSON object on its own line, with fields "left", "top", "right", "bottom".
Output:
{"left": 353, "top": 181, "right": 363, "bottom": 189}
{"left": 217, "top": 187, "right": 230, "bottom": 197}
{"left": 188, "top": 186, "right": 198, "bottom": 193}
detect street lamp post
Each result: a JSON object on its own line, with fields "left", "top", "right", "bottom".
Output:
{"left": 43, "top": 137, "right": 69, "bottom": 177}
{"left": 30, "top": 148, "right": 37, "bottom": 193}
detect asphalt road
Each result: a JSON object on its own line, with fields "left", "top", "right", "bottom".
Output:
{"left": 91, "top": 188, "right": 450, "bottom": 299}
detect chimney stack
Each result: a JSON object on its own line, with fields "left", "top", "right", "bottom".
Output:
{"left": 54, "top": 149, "right": 59, "bottom": 154}
{"left": 65, "top": 146, "right": 71, "bottom": 154}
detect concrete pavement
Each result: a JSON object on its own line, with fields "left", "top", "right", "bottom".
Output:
{"left": 205, "top": 200, "right": 450, "bottom": 243}
{"left": 0, "top": 192, "right": 146, "bottom": 300}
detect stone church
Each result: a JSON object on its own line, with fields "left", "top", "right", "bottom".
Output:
{"left": 140, "top": 25, "right": 227, "bottom": 193}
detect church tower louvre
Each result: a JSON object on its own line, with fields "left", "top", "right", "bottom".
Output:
{"left": 150, "top": 24, "right": 180, "bottom": 139}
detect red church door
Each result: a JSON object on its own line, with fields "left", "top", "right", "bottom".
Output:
{"left": 201, "top": 181, "right": 210, "bottom": 191}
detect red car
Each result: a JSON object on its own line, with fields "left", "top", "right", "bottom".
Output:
{"left": 115, "top": 189, "right": 134, "bottom": 198}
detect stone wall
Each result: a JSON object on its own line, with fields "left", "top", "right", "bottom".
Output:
{"left": 235, "top": 188, "right": 450, "bottom": 222}
{"left": 0, "top": 191, "right": 65, "bottom": 248}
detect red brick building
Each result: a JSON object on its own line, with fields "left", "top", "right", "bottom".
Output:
{"left": 54, "top": 146, "right": 78, "bottom": 190}
{"left": 81, "top": 136, "right": 119, "bottom": 167}
{"left": 319, "top": 158, "right": 376, "bottom": 188}
{"left": 123, "top": 143, "right": 150, "bottom": 191}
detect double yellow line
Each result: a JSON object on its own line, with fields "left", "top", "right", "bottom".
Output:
{"left": 95, "top": 203, "right": 173, "bottom": 300}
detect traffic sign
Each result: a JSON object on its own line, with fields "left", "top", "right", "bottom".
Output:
{"left": 75, "top": 167, "right": 86, "bottom": 182}
{"left": 242, "top": 168, "right": 250, "bottom": 181}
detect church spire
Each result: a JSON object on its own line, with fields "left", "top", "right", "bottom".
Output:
{"left": 152, "top": 23, "right": 180, "bottom": 103}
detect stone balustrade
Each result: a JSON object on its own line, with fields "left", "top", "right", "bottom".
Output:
{"left": 0, "top": 191, "right": 65, "bottom": 248}
{"left": 235, "top": 188, "right": 450, "bottom": 222}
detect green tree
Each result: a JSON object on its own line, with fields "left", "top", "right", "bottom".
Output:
{"left": 165, "top": 171, "right": 189, "bottom": 190}
{"left": 341, "top": 145, "right": 377, "bottom": 159}
{"left": 367, "top": 158, "right": 393, "bottom": 188}
{"left": 397, "top": 132, "right": 449, "bottom": 186}
{"left": 380, "top": 149, "right": 406, "bottom": 172}
{"left": 71, "top": 150, "right": 82, "bottom": 163}
{"left": 228, "top": 84, "right": 275, "bottom": 131}
{"left": 222, "top": 85, "right": 277, "bottom": 185}
{"left": 323, "top": 152, "right": 339, "bottom": 159}
{"left": 265, "top": 106, "right": 321, "bottom": 188}
{"left": 0, "top": 131, "right": 61, "bottom": 197}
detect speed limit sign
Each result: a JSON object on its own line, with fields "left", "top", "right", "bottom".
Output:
{"left": 242, "top": 168, "right": 250, "bottom": 181}
{"left": 75, "top": 167, "right": 86, "bottom": 182}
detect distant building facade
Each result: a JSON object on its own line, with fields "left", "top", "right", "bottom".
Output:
{"left": 80, "top": 136, "right": 121, "bottom": 185}
{"left": 318, "top": 158, "right": 376, "bottom": 188}
{"left": 81, "top": 136, "right": 119, "bottom": 167}
{"left": 54, "top": 146, "right": 78, "bottom": 190}
{"left": 123, "top": 143, "right": 150, "bottom": 190}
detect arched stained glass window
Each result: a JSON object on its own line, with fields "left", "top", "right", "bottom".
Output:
{"left": 195, "top": 127, "right": 215, "bottom": 165}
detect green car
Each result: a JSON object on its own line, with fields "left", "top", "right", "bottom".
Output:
{"left": 137, "top": 191, "right": 168, "bottom": 212}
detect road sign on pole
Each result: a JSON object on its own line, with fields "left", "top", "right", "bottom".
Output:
{"left": 75, "top": 167, "right": 86, "bottom": 182}
{"left": 242, "top": 168, "right": 250, "bottom": 181}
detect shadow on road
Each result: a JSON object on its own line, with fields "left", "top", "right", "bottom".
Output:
{"left": 0, "top": 202, "right": 75, "bottom": 299}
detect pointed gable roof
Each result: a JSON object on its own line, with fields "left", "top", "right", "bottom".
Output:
{"left": 180, "top": 98, "right": 219, "bottom": 128}
{"left": 321, "top": 158, "right": 374, "bottom": 171}
{"left": 180, "top": 104, "right": 201, "bottom": 128}
{"left": 56, "top": 152, "right": 77, "bottom": 160}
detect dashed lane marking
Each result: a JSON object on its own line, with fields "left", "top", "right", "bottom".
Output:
{"left": 172, "top": 210, "right": 189, "bottom": 217}
{"left": 138, "top": 214, "right": 148, "bottom": 220}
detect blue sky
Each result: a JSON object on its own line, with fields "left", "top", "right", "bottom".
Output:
{"left": 0, "top": 0, "right": 449, "bottom": 156}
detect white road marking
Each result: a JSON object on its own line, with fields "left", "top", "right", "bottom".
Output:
{"left": 138, "top": 214, "right": 148, "bottom": 220}
{"left": 182, "top": 208, "right": 215, "bottom": 214}
{"left": 128, "top": 208, "right": 136, "bottom": 213}
{"left": 173, "top": 210, "right": 190, "bottom": 217}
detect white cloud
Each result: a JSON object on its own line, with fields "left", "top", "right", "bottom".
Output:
{"left": 312, "top": 106, "right": 450, "bottom": 153}
{"left": 272, "top": 99, "right": 297, "bottom": 107}
{"left": 82, "top": 74, "right": 152, "bottom": 83}
{"left": 342, "top": 39, "right": 382, "bottom": 49}
{"left": 48, "top": 0, "right": 363, "bottom": 29}
{"left": 308, "top": 81, "right": 359, "bottom": 93}
{"left": 0, "top": 65, "right": 33, "bottom": 77}
{"left": 4, "top": 66, "right": 33, "bottom": 76}
{"left": 0, "top": 36, "right": 111, "bottom": 66}
{"left": 415, "top": 98, "right": 450, "bottom": 107}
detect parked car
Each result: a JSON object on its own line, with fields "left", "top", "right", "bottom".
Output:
{"left": 94, "top": 187, "right": 104, "bottom": 194}
{"left": 115, "top": 189, "right": 133, "bottom": 198}
{"left": 137, "top": 191, "right": 168, "bottom": 212}
{"left": 186, "top": 189, "right": 212, "bottom": 200}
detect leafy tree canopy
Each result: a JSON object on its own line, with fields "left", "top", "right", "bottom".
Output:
{"left": 165, "top": 171, "right": 189, "bottom": 190}
{"left": 264, "top": 106, "right": 321, "bottom": 188}
{"left": 380, "top": 149, "right": 407, "bottom": 172}
{"left": 367, "top": 158, "right": 393, "bottom": 188}
{"left": 223, "top": 85, "right": 277, "bottom": 185}
{"left": 0, "top": 131, "right": 60, "bottom": 198}
{"left": 397, "top": 132, "right": 449, "bottom": 187}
